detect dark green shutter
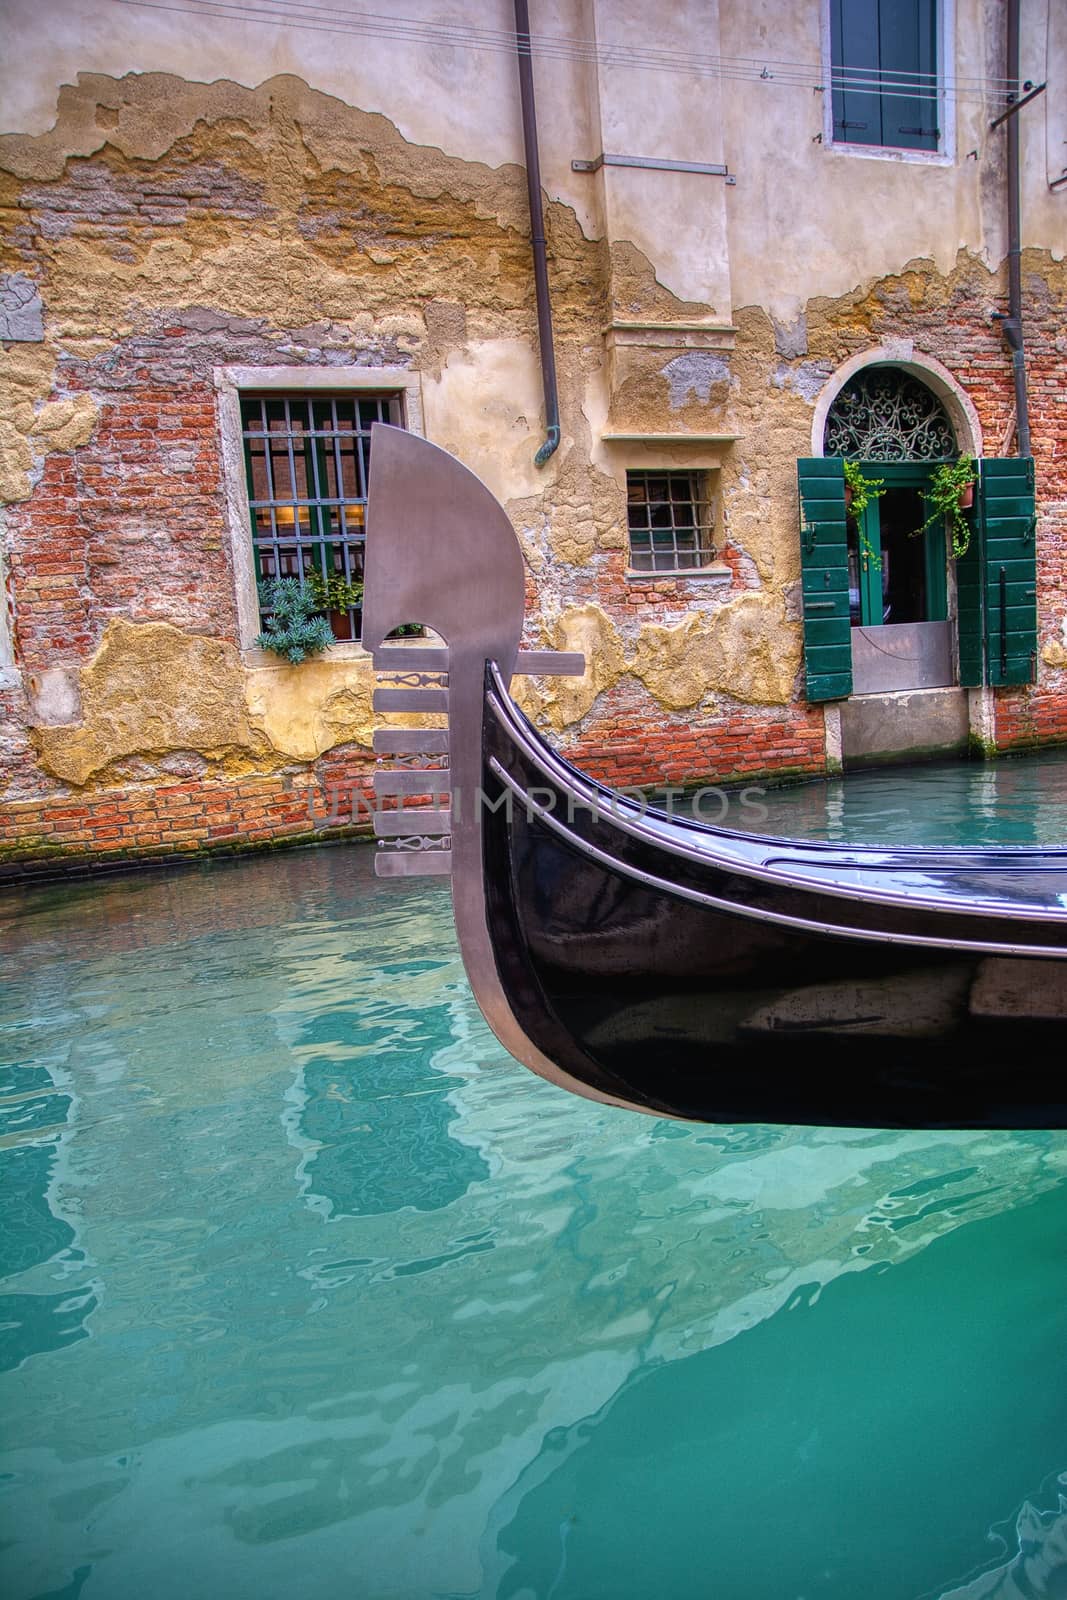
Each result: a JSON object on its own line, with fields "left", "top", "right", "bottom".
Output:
{"left": 955, "top": 505, "right": 985, "bottom": 687}
{"left": 981, "top": 457, "right": 1037, "bottom": 687}
{"left": 832, "top": 0, "right": 938, "bottom": 152}
{"left": 798, "top": 458, "right": 852, "bottom": 702}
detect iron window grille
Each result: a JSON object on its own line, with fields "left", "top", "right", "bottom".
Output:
{"left": 240, "top": 392, "right": 398, "bottom": 641}
{"left": 626, "top": 471, "right": 715, "bottom": 572}
{"left": 824, "top": 369, "right": 955, "bottom": 460}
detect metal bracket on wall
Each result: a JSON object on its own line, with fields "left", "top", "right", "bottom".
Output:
{"left": 988, "top": 81, "right": 1045, "bottom": 131}
{"left": 572, "top": 153, "right": 736, "bottom": 185}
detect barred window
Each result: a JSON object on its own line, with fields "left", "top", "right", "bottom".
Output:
{"left": 626, "top": 471, "right": 715, "bottom": 573}
{"left": 240, "top": 392, "right": 398, "bottom": 641}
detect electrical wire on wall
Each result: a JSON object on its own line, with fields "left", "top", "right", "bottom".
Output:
{"left": 108, "top": 0, "right": 1024, "bottom": 111}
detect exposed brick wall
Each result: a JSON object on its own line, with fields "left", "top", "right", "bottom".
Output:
{"left": 0, "top": 755, "right": 381, "bottom": 877}
{"left": 565, "top": 704, "right": 825, "bottom": 790}
{"left": 5, "top": 370, "right": 237, "bottom": 667}
{"left": 992, "top": 274, "right": 1067, "bottom": 748}
{"left": 1, "top": 124, "right": 1063, "bottom": 876}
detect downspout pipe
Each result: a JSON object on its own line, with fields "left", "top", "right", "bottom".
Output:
{"left": 514, "top": 0, "right": 560, "bottom": 467}
{"left": 996, "top": 0, "right": 1031, "bottom": 458}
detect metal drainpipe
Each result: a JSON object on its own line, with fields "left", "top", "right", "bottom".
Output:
{"left": 997, "top": 0, "right": 1032, "bottom": 458}
{"left": 514, "top": 0, "right": 560, "bottom": 466}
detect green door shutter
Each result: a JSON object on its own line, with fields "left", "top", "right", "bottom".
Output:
{"left": 798, "top": 458, "right": 852, "bottom": 702}
{"left": 981, "top": 457, "right": 1037, "bottom": 687}
{"left": 955, "top": 507, "right": 985, "bottom": 687}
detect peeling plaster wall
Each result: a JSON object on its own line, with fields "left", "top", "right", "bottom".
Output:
{"left": 0, "top": 0, "right": 1064, "bottom": 870}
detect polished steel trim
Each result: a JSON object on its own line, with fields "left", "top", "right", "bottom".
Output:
{"left": 486, "top": 671, "right": 1067, "bottom": 933}
{"left": 487, "top": 757, "right": 1067, "bottom": 960}
{"left": 373, "top": 770, "right": 452, "bottom": 796}
{"left": 372, "top": 688, "right": 449, "bottom": 713}
{"left": 373, "top": 647, "right": 450, "bottom": 671}
{"left": 514, "top": 650, "right": 586, "bottom": 676}
{"left": 373, "top": 807, "right": 452, "bottom": 835}
{"left": 363, "top": 425, "right": 641, "bottom": 1114}
{"left": 373, "top": 729, "right": 449, "bottom": 755}
{"left": 375, "top": 850, "right": 452, "bottom": 877}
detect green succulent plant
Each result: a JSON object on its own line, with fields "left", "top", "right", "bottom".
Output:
{"left": 255, "top": 577, "right": 335, "bottom": 664}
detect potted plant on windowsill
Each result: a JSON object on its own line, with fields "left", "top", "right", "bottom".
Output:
{"left": 304, "top": 569, "right": 364, "bottom": 642}
{"left": 256, "top": 578, "right": 335, "bottom": 663}
{"left": 916, "top": 454, "right": 979, "bottom": 558}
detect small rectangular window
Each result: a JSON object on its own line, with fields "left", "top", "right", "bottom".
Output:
{"left": 626, "top": 471, "right": 715, "bottom": 573}
{"left": 831, "top": 0, "right": 939, "bottom": 153}
{"left": 240, "top": 392, "right": 396, "bottom": 641}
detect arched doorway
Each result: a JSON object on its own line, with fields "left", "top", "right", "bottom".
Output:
{"left": 824, "top": 367, "right": 957, "bottom": 692}
{"left": 798, "top": 356, "right": 1037, "bottom": 768}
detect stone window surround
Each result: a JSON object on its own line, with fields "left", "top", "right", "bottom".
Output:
{"left": 215, "top": 366, "right": 425, "bottom": 660}
{"left": 819, "top": 0, "right": 958, "bottom": 167}
{"left": 810, "top": 344, "right": 983, "bottom": 461}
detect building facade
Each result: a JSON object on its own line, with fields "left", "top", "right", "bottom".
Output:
{"left": 1, "top": 0, "right": 1065, "bottom": 872}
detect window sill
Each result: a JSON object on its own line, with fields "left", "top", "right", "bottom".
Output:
{"left": 624, "top": 565, "right": 732, "bottom": 583}
{"left": 241, "top": 640, "right": 371, "bottom": 668}
{"left": 825, "top": 141, "right": 952, "bottom": 168}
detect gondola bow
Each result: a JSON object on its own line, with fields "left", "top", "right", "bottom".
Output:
{"left": 363, "top": 425, "right": 1067, "bottom": 1130}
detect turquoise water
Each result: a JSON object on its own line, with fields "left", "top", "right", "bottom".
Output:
{"left": 2, "top": 752, "right": 1067, "bottom": 1600}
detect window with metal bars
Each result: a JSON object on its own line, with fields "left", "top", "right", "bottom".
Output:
{"left": 240, "top": 392, "right": 398, "bottom": 641}
{"left": 626, "top": 471, "right": 715, "bottom": 572}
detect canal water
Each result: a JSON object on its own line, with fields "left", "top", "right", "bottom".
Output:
{"left": 2, "top": 751, "right": 1067, "bottom": 1600}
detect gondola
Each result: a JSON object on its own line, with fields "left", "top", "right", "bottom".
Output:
{"left": 362, "top": 425, "right": 1067, "bottom": 1129}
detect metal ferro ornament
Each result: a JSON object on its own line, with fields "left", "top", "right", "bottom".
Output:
{"left": 364, "top": 424, "right": 1067, "bottom": 1131}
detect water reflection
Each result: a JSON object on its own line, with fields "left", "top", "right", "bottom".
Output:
{"left": 937, "top": 1477, "right": 1067, "bottom": 1599}
{"left": 485, "top": 1178, "right": 1067, "bottom": 1600}
{"left": 0, "top": 765, "right": 1066, "bottom": 1598}
{"left": 283, "top": 961, "right": 489, "bottom": 1219}
{"left": 0, "top": 1053, "right": 97, "bottom": 1374}
{"left": 749, "top": 748, "right": 1067, "bottom": 846}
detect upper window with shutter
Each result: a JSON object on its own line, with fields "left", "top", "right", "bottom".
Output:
{"left": 830, "top": 0, "right": 941, "bottom": 154}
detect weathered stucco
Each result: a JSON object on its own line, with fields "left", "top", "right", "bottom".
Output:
{"left": 244, "top": 656, "right": 377, "bottom": 763}
{"left": 0, "top": 7, "right": 1064, "bottom": 862}
{"left": 515, "top": 604, "right": 626, "bottom": 731}
{"left": 629, "top": 595, "right": 801, "bottom": 711}
{"left": 515, "top": 594, "right": 800, "bottom": 730}
{"left": 30, "top": 620, "right": 384, "bottom": 786}
{"left": 0, "top": 344, "right": 98, "bottom": 502}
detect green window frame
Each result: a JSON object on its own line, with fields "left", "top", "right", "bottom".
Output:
{"left": 240, "top": 392, "right": 399, "bottom": 641}
{"left": 831, "top": 0, "right": 940, "bottom": 153}
{"left": 849, "top": 462, "right": 948, "bottom": 628}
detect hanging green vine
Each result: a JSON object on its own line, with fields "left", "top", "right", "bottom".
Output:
{"left": 913, "top": 454, "right": 978, "bottom": 558}
{"left": 843, "top": 460, "right": 885, "bottom": 571}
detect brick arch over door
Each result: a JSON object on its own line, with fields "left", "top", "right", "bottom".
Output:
{"left": 810, "top": 347, "right": 983, "bottom": 460}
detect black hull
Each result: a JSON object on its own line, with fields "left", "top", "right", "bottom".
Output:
{"left": 481, "top": 667, "right": 1067, "bottom": 1129}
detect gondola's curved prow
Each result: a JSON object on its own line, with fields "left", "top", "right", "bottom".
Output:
{"left": 366, "top": 427, "right": 1067, "bottom": 1129}
{"left": 365, "top": 425, "right": 652, "bottom": 1116}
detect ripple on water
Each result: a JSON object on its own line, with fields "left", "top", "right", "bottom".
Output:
{"left": 1, "top": 752, "right": 1067, "bottom": 1599}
